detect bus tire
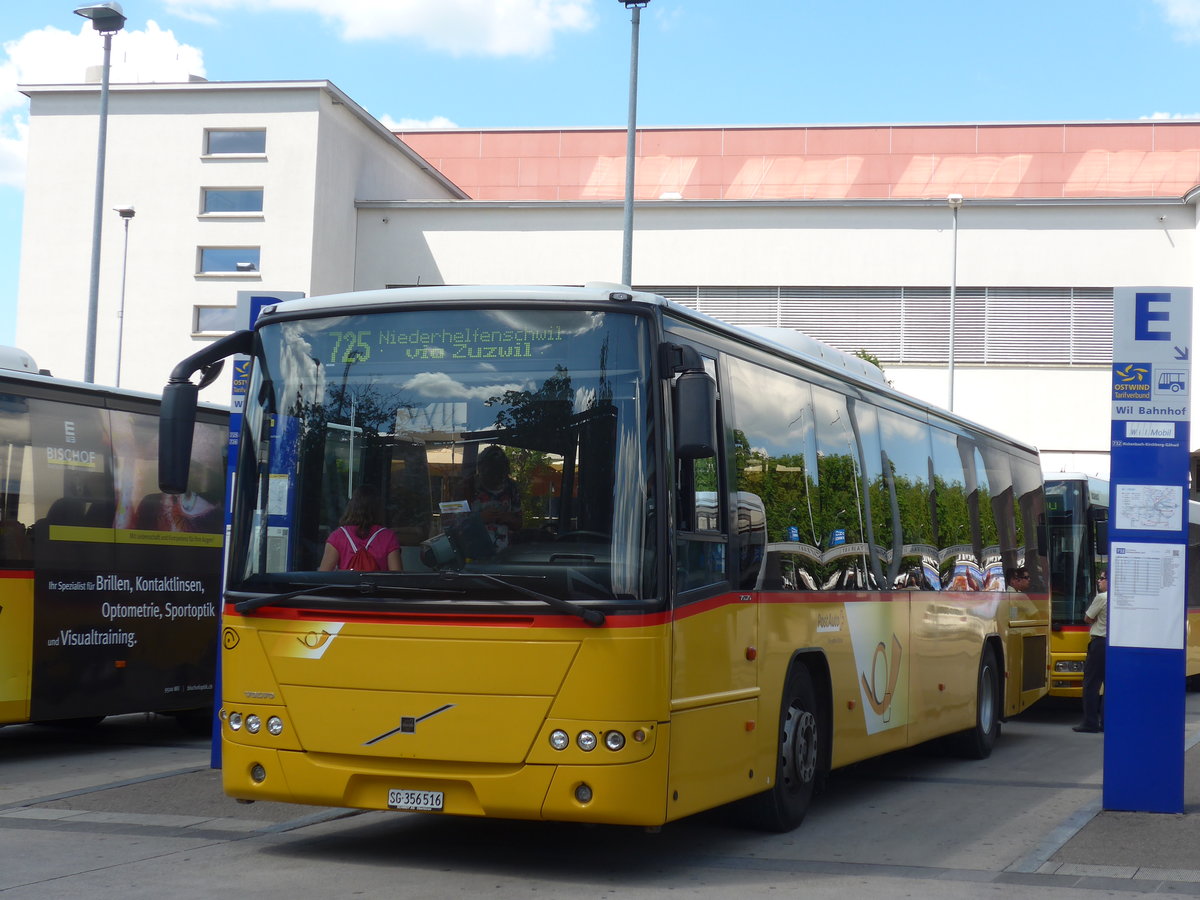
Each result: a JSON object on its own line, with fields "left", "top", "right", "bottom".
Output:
{"left": 744, "top": 663, "right": 821, "bottom": 832}
{"left": 950, "top": 645, "right": 1001, "bottom": 759}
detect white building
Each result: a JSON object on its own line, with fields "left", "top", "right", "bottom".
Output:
{"left": 18, "top": 79, "right": 1200, "bottom": 481}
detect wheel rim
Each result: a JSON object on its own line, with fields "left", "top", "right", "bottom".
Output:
{"left": 979, "top": 662, "right": 996, "bottom": 732}
{"left": 781, "top": 701, "right": 817, "bottom": 788}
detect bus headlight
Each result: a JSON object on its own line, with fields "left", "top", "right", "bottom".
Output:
{"left": 246, "top": 714, "right": 262, "bottom": 734}
{"left": 228, "top": 712, "right": 243, "bottom": 731}
{"left": 604, "top": 731, "right": 626, "bottom": 751}
{"left": 549, "top": 729, "right": 570, "bottom": 750}
{"left": 266, "top": 716, "right": 284, "bottom": 736}
{"left": 1054, "top": 660, "right": 1085, "bottom": 673}
{"left": 577, "top": 730, "right": 597, "bottom": 751}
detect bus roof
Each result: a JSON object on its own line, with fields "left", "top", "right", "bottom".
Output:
{"left": 258, "top": 284, "right": 1037, "bottom": 455}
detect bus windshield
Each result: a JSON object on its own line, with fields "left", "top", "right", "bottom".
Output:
{"left": 1044, "top": 477, "right": 1100, "bottom": 626}
{"left": 232, "top": 306, "right": 656, "bottom": 604}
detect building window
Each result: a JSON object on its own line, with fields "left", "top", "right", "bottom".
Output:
{"left": 204, "top": 129, "right": 266, "bottom": 155}
{"left": 193, "top": 306, "right": 240, "bottom": 334}
{"left": 198, "top": 247, "right": 260, "bottom": 275}
{"left": 202, "top": 188, "right": 264, "bottom": 214}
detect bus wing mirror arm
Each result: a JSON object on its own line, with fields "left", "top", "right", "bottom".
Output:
{"left": 159, "top": 329, "right": 254, "bottom": 494}
{"left": 660, "top": 343, "right": 717, "bottom": 460}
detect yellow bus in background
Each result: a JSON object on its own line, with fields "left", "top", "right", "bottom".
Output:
{"left": 161, "top": 285, "right": 1049, "bottom": 830}
{"left": 0, "top": 348, "right": 227, "bottom": 730}
{"left": 1044, "top": 473, "right": 1200, "bottom": 697}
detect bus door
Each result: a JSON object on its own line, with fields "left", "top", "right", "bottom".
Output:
{"left": 666, "top": 348, "right": 759, "bottom": 817}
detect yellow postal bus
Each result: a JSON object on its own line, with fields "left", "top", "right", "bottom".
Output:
{"left": 160, "top": 286, "right": 1049, "bottom": 830}
{"left": 0, "top": 348, "right": 227, "bottom": 730}
{"left": 1044, "top": 472, "right": 1200, "bottom": 697}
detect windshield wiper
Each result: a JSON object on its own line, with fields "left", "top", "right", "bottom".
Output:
{"left": 439, "top": 571, "right": 606, "bottom": 626}
{"left": 232, "top": 579, "right": 464, "bottom": 614}
{"left": 233, "top": 582, "right": 375, "bottom": 614}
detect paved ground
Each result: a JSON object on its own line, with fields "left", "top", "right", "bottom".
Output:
{"left": 2, "top": 697, "right": 1199, "bottom": 898}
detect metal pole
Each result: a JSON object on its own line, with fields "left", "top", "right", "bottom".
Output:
{"left": 115, "top": 213, "right": 131, "bottom": 386}
{"left": 947, "top": 195, "right": 962, "bottom": 411}
{"left": 620, "top": 5, "right": 642, "bottom": 287}
{"left": 83, "top": 32, "right": 114, "bottom": 384}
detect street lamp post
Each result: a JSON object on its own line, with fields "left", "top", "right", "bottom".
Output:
{"left": 74, "top": 2, "right": 127, "bottom": 384}
{"left": 947, "top": 193, "right": 963, "bottom": 412}
{"left": 619, "top": 0, "right": 649, "bottom": 288}
{"left": 113, "top": 205, "right": 134, "bottom": 387}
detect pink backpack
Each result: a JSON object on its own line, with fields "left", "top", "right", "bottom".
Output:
{"left": 340, "top": 526, "right": 383, "bottom": 572}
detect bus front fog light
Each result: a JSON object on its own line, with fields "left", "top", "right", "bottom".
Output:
{"left": 604, "top": 731, "right": 626, "bottom": 751}
{"left": 574, "top": 783, "right": 593, "bottom": 804}
{"left": 577, "top": 730, "right": 597, "bottom": 751}
{"left": 228, "top": 712, "right": 243, "bottom": 731}
{"left": 549, "top": 729, "right": 569, "bottom": 751}
{"left": 267, "top": 716, "right": 284, "bottom": 736}
{"left": 246, "top": 714, "right": 262, "bottom": 734}
{"left": 250, "top": 764, "right": 266, "bottom": 783}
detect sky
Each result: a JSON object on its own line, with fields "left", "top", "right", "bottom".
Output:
{"left": 4, "top": 0, "right": 1200, "bottom": 348}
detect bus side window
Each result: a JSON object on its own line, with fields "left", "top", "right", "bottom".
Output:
{"left": 0, "top": 394, "right": 33, "bottom": 567}
{"left": 812, "top": 386, "right": 877, "bottom": 590}
{"left": 876, "top": 406, "right": 937, "bottom": 590}
{"left": 725, "top": 354, "right": 822, "bottom": 592}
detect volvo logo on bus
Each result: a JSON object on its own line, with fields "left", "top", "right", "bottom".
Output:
{"left": 363, "top": 704, "right": 456, "bottom": 746}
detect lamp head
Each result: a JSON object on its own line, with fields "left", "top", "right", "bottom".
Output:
{"left": 114, "top": 206, "right": 135, "bottom": 219}
{"left": 74, "top": 2, "right": 127, "bottom": 34}
{"left": 618, "top": 0, "right": 650, "bottom": 7}
{"left": 947, "top": 193, "right": 964, "bottom": 209}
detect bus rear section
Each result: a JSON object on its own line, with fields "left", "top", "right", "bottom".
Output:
{"left": 0, "top": 364, "right": 227, "bottom": 728}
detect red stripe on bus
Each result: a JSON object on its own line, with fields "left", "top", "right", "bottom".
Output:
{"left": 227, "top": 602, "right": 671, "bottom": 629}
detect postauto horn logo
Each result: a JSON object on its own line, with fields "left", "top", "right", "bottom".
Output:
{"left": 1113, "top": 363, "right": 1152, "bottom": 401}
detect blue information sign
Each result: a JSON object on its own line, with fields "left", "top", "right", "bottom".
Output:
{"left": 1106, "top": 287, "right": 1191, "bottom": 813}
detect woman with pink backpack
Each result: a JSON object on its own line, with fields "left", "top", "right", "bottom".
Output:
{"left": 318, "top": 484, "right": 402, "bottom": 572}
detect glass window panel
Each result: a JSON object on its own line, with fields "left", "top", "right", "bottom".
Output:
{"left": 726, "top": 355, "right": 820, "bottom": 592}
{"left": 194, "top": 306, "right": 241, "bottom": 333}
{"left": 205, "top": 130, "right": 266, "bottom": 154}
{"left": 199, "top": 247, "right": 260, "bottom": 273}
{"left": 929, "top": 426, "right": 977, "bottom": 589}
{"left": 812, "top": 385, "right": 875, "bottom": 590}
{"left": 0, "top": 394, "right": 33, "bottom": 567}
{"left": 237, "top": 308, "right": 656, "bottom": 601}
{"left": 877, "top": 407, "right": 938, "bottom": 589}
{"left": 202, "top": 189, "right": 263, "bottom": 213}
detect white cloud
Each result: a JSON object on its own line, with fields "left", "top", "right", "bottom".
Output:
{"left": 162, "top": 0, "right": 597, "bottom": 56}
{"left": 1153, "top": 0, "right": 1200, "bottom": 40}
{"left": 378, "top": 114, "right": 459, "bottom": 131}
{"left": 1143, "top": 111, "right": 1200, "bottom": 119}
{"left": 0, "top": 22, "right": 204, "bottom": 191}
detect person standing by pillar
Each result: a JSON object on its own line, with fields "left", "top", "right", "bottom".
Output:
{"left": 1074, "top": 571, "right": 1108, "bottom": 733}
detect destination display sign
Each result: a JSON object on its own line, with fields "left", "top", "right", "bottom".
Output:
{"left": 319, "top": 325, "right": 572, "bottom": 365}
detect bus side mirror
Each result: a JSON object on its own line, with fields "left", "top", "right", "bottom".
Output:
{"left": 1088, "top": 506, "right": 1108, "bottom": 550}
{"left": 158, "top": 328, "right": 253, "bottom": 494}
{"left": 159, "top": 381, "right": 199, "bottom": 494}
{"left": 675, "top": 370, "right": 717, "bottom": 459}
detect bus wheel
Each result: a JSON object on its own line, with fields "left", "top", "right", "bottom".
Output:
{"left": 744, "top": 664, "right": 821, "bottom": 832}
{"left": 950, "top": 645, "right": 1001, "bottom": 759}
